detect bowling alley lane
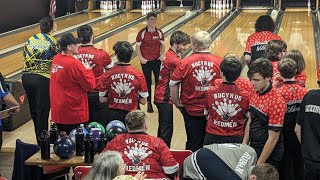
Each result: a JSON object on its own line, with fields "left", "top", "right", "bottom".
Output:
{"left": 127, "top": 9, "right": 228, "bottom": 71}
{"left": 93, "top": 9, "right": 187, "bottom": 59}
{"left": 0, "top": 10, "right": 183, "bottom": 76}
{"left": 209, "top": 10, "right": 267, "bottom": 58}
{"left": 0, "top": 11, "right": 105, "bottom": 50}
{"left": 278, "top": 8, "right": 318, "bottom": 89}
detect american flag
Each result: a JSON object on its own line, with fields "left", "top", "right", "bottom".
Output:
{"left": 49, "top": 0, "right": 56, "bottom": 18}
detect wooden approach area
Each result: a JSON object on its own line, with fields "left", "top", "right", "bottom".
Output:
{"left": 1, "top": 7, "right": 319, "bottom": 153}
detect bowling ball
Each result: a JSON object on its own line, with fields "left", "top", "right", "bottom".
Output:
{"left": 53, "top": 135, "right": 75, "bottom": 159}
{"left": 107, "top": 126, "right": 126, "bottom": 141}
{"left": 87, "top": 122, "right": 106, "bottom": 134}
{"left": 106, "top": 120, "right": 126, "bottom": 132}
{"left": 69, "top": 126, "right": 89, "bottom": 142}
{"left": 90, "top": 129, "right": 102, "bottom": 151}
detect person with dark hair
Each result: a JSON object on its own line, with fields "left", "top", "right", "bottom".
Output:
{"left": 203, "top": 56, "right": 250, "bottom": 145}
{"left": 214, "top": 54, "right": 253, "bottom": 93}
{"left": 136, "top": 12, "right": 165, "bottom": 113}
{"left": 103, "top": 110, "right": 179, "bottom": 179}
{"left": 97, "top": 41, "right": 148, "bottom": 124}
{"left": 265, "top": 40, "right": 287, "bottom": 87}
{"left": 154, "top": 31, "right": 191, "bottom": 147}
{"left": 0, "top": 73, "right": 20, "bottom": 150}
{"left": 22, "top": 17, "right": 59, "bottom": 144}
{"left": 244, "top": 15, "right": 282, "bottom": 65}
{"left": 249, "top": 163, "right": 279, "bottom": 180}
{"left": 283, "top": 49, "right": 307, "bottom": 87}
{"left": 50, "top": 33, "right": 96, "bottom": 134}
{"left": 182, "top": 143, "right": 257, "bottom": 180}
{"left": 243, "top": 58, "right": 286, "bottom": 171}
{"left": 76, "top": 25, "right": 113, "bottom": 127}
{"left": 276, "top": 58, "right": 307, "bottom": 180}
{"left": 170, "top": 31, "right": 222, "bottom": 152}
{"left": 295, "top": 78, "right": 320, "bottom": 179}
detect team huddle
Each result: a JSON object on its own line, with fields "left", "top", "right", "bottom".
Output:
{"left": 9, "top": 12, "right": 320, "bottom": 180}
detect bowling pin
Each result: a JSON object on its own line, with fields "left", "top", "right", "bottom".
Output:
{"left": 180, "top": 0, "right": 183, "bottom": 7}
{"left": 152, "top": 0, "right": 155, "bottom": 9}
{"left": 212, "top": 0, "right": 216, "bottom": 9}
{"left": 222, "top": 0, "right": 225, "bottom": 9}
{"left": 230, "top": 0, "right": 233, "bottom": 9}
{"left": 226, "top": 0, "right": 229, "bottom": 9}
{"left": 307, "top": 0, "right": 311, "bottom": 9}
{"left": 113, "top": 1, "right": 117, "bottom": 9}
{"left": 156, "top": 0, "right": 160, "bottom": 9}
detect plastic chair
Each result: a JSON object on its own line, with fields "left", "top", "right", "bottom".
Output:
{"left": 11, "top": 139, "right": 70, "bottom": 180}
{"left": 74, "top": 166, "right": 92, "bottom": 180}
{"left": 170, "top": 149, "right": 193, "bottom": 180}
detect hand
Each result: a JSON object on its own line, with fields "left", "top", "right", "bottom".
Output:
{"left": 99, "top": 96, "right": 108, "bottom": 103}
{"left": 81, "top": 60, "right": 96, "bottom": 69}
{"left": 9, "top": 106, "right": 20, "bottom": 115}
{"left": 159, "top": 55, "right": 165, "bottom": 62}
{"left": 140, "top": 57, "right": 148, "bottom": 64}
{"left": 134, "top": 171, "right": 147, "bottom": 180}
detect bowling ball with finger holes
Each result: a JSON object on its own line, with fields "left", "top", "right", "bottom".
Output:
{"left": 53, "top": 133, "right": 75, "bottom": 159}
{"left": 106, "top": 120, "right": 126, "bottom": 132}
{"left": 107, "top": 126, "right": 126, "bottom": 141}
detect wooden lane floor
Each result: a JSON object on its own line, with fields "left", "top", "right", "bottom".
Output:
{"left": 94, "top": 10, "right": 187, "bottom": 60}
{"left": 0, "top": 11, "right": 152, "bottom": 76}
{"left": 125, "top": 10, "right": 226, "bottom": 150}
{"left": 0, "top": 11, "right": 105, "bottom": 51}
{"left": 209, "top": 10, "right": 266, "bottom": 58}
{"left": 278, "top": 8, "right": 318, "bottom": 89}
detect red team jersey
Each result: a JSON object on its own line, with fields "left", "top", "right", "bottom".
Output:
{"left": 96, "top": 64, "right": 148, "bottom": 112}
{"left": 76, "top": 45, "right": 113, "bottom": 78}
{"left": 295, "top": 71, "right": 307, "bottom": 87}
{"left": 214, "top": 78, "right": 254, "bottom": 94}
{"left": 104, "top": 133, "right": 179, "bottom": 179}
{"left": 205, "top": 82, "right": 250, "bottom": 137}
{"left": 271, "top": 61, "right": 282, "bottom": 87}
{"left": 50, "top": 54, "right": 96, "bottom": 124}
{"left": 170, "top": 52, "right": 222, "bottom": 116}
{"left": 154, "top": 49, "right": 181, "bottom": 104}
{"left": 277, "top": 81, "right": 308, "bottom": 131}
{"left": 136, "top": 27, "right": 165, "bottom": 60}
{"left": 244, "top": 31, "right": 282, "bottom": 62}
{"left": 249, "top": 86, "right": 286, "bottom": 145}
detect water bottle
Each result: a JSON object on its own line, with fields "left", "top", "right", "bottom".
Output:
{"left": 97, "top": 133, "right": 107, "bottom": 153}
{"left": 75, "top": 126, "right": 85, "bottom": 156}
{"left": 49, "top": 122, "right": 59, "bottom": 144}
{"left": 39, "top": 130, "right": 50, "bottom": 160}
{"left": 84, "top": 134, "right": 94, "bottom": 163}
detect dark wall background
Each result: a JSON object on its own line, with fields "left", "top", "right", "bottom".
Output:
{"left": 0, "top": 0, "right": 85, "bottom": 34}
{"left": 0, "top": 0, "right": 49, "bottom": 33}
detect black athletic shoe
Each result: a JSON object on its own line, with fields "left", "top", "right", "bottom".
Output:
{"left": 147, "top": 103, "right": 154, "bottom": 113}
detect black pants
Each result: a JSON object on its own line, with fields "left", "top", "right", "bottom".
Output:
{"left": 156, "top": 103, "right": 173, "bottom": 147}
{"left": 87, "top": 92, "right": 109, "bottom": 128}
{"left": 22, "top": 74, "right": 50, "bottom": 145}
{"left": 181, "top": 108, "right": 206, "bottom": 152}
{"left": 56, "top": 123, "right": 88, "bottom": 135}
{"left": 108, "top": 108, "right": 129, "bottom": 125}
{"left": 203, "top": 134, "right": 243, "bottom": 145}
{"left": 141, "top": 60, "right": 161, "bottom": 103}
{"left": 0, "top": 126, "right": 2, "bottom": 150}
{"left": 281, "top": 130, "right": 303, "bottom": 180}
{"left": 251, "top": 142, "right": 284, "bottom": 171}
{"left": 304, "top": 160, "right": 320, "bottom": 180}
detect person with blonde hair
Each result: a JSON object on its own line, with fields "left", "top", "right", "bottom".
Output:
{"left": 85, "top": 151, "right": 146, "bottom": 180}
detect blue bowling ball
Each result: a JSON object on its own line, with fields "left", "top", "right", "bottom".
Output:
{"left": 53, "top": 135, "right": 75, "bottom": 159}
{"left": 106, "top": 120, "right": 126, "bottom": 132}
{"left": 90, "top": 129, "right": 102, "bottom": 151}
